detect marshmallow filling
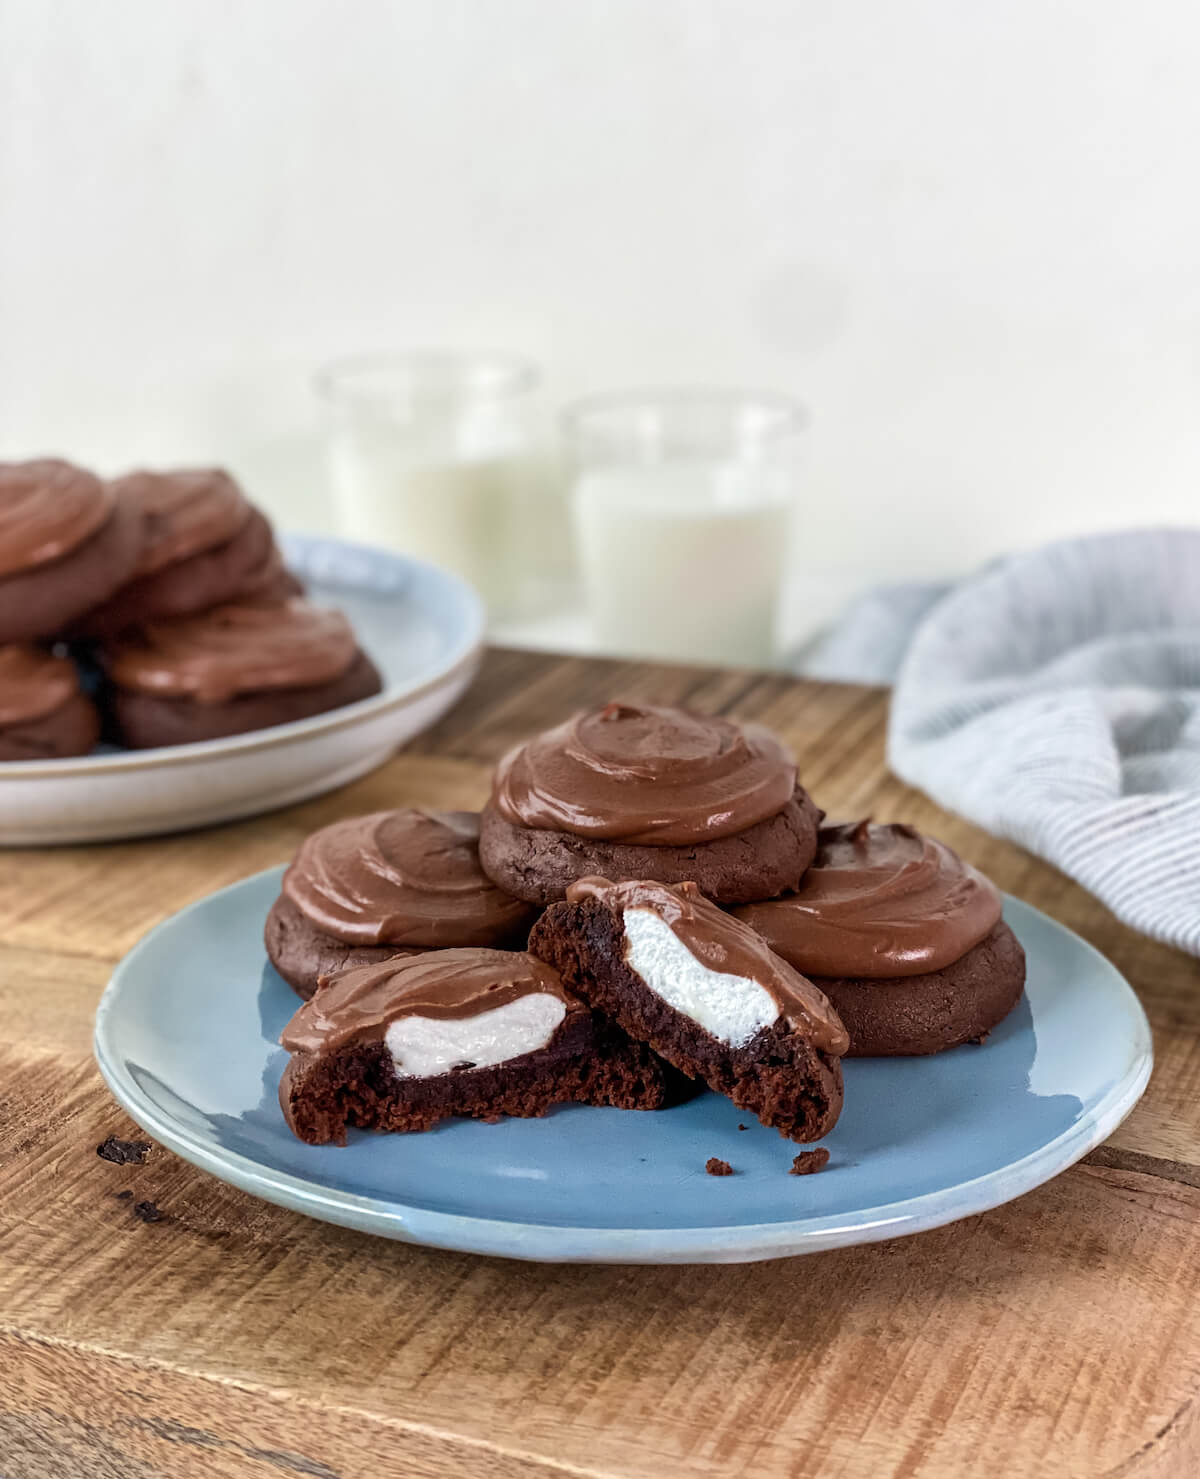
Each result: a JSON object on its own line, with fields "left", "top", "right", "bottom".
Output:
{"left": 384, "top": 993, "right": 567, "bottom": 1079}
{"left": 621, "top": 906, "right": 779, "bottom": 1048}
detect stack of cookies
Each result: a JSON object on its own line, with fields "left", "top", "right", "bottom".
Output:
{"left": 0, "top": 459, "right": 381, "bottom": 759}
{"left": 272, "top": 702, "right": 1026, "bottom": 1149}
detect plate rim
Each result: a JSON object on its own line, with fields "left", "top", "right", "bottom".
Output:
{"left": 0, "top": 536, "right": 486, "bottom": 779}
{"left": 92, "top": 876, "right": 1155, "bottom": 1264}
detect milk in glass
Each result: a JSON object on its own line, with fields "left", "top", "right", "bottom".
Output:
{"left": 571, "top": 463, "right": 790, "bottom": 666}
{"left": 321, "top": 355, "right": 544, "bottom": 614}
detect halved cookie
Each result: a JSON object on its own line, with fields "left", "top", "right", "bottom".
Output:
{"left": 530, "top": 877, "right": 847, "bottom": 1142}
{"left": 278, "top": 948, "right": 690, "bottom": 1144}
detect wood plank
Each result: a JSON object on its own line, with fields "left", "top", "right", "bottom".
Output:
{"left": 0, "top": 1334, "right": 573, "bottom": 1479}
{"left": 0, "top": 755, "right": 493, "bottom": 962}
{"left": 3, "top": 647, "right": 1199, "bottom": 1479}
{"left": 2, "top": 1063, "right": 1199, "bottom": 1478}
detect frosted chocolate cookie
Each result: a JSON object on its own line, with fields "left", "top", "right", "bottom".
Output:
{"left": 278, "top": 947, "right": 689, "bottom": 1144}
{"left": 102, "top": 597, "right": 381, "bottom": 748}
{"left": 479, "top": 702, "right": 820, "bottom": 906}
{"left": 0, "top": 460, "right": 142, "bottom": 642}
{"left": 530, "top": 877, "right": 847, "bottom": 1142}
{"left": 0, "top": 645, "right": 99, "bottom": 761}
{"left": 733, "top": 822, "right": 1026, "bottom": 1056}
{"left": 81, "top": 468, "right": 295, "bottom": 634}
{"left": 266, "top": 808, "right": 541, "bottom": 998}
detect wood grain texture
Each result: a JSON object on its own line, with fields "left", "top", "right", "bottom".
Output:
{"left": 2, "top": 647, "right": 1198, "bottom": 1479}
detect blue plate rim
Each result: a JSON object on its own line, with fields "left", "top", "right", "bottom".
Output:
{"left": 92, "top": 872, "right": 1154, "bottom": 1264}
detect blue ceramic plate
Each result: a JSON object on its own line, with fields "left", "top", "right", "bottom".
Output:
{"left": 94, "top": 870, "right": 1152, "bottom": 1264}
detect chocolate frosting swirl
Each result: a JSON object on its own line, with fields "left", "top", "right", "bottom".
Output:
{"left": 0, "top": 645, "right": 80, "bottom": 725}
{"left": 733, "top": 821, "right": 1003, "bottom": 979}
{"left": 280, "top": 948, "right": 576, "bottom": 1057}
{"left": 492, "top": 703, "right": 797, "bottom": 845}
{"left": 105, "top": 598, "right": 359, "bottom": 703}
{"left": 113, "top": 467, "right": 251, "bottom": 575}
{"left": 0, "top": 460, "right": 114, "bottom": 578}
{"left": 567, "top": 876, "right": 848, "bottom": 1055}
{"left": 282, "top": 808, "right": 537, "bottom": 948}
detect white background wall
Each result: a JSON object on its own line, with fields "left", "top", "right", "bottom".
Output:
{"left": 3, "top": 0, "right": 1199, "bottom": 624}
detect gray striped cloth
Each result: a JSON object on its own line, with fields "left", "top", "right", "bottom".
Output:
{"left": 800, "top": 529, "right": 1200, "bottom": 957}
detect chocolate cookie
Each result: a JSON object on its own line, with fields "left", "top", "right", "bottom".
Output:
{"left": 530, "top": 877, "right": 847, "bottom": 1142}
{"left": 481, "top": 788, "right": 820, "bottom": 908}
{"left": 81, "top": 469, "right": 295, "bottom": 635}
{"left": 102, "top": 598, "right": 382, "bottom": 749}
{"left": 278, "top": 948, "right": 691, "bottom": 1144}
{"left": 266, "top": 808, "right": 540, "bottom": 998}
{"left": 265, "top": 895, "right": 423, "bottom": 997}
{"left": 806, "top": 922, "right": 1026, "bottom": 1057}
{"left": 0, "top": 645, "right": 99, "bottom": 761}
{"left": 0, "top": 460, "right": 142, "bottom": 642}
{"left": 732, "top": 821, "right": 1026, "bottom": 1055}
{"left": 479, "top": 702, "right": 820, "bottom": 906}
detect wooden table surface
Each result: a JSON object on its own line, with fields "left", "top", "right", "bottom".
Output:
{"left": 2, "top": 648, "right": 1199, "bottom": 1479}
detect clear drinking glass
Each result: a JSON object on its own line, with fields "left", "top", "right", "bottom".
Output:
{"left": 316, "top": 351, "right": 543, "bottom": 613}
{"left": 563, "top": 389, "right": 806, "bottom": 666}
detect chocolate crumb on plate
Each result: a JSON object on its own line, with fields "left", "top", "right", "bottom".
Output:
{"left": 737, "top": 1123, "right": 748, "bottom": 1131}
{"left": 96, "top": 1135, "right": 151, "bottom": 1165}
{"left": 706, "top": 1157, "right": 734, "bottom": 1177}
{"left": 789, "top": 1149, "right": 830, "bottom": 1176}
{"left": 132, "top": 1200, "right": 165, "bottom": 1223}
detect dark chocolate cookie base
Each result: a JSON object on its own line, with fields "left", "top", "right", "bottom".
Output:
{"left": 479, "top": 788, "right": 821, "bottom": 907}
{"left": 0, "top": 692, "right": 100, "bottom": 761}
{"left": 809, "top": 921, "right": 1026, "bottom": 1057}
{"left": 109, "top": 648, "right": 382, "bottom": 749}
{"left": 280, "top": 1010, "right": 692, "bottom": 1145}
{"left": 265, "top": 893, "right": 427, "bottom": 999}
{"left": 81, "top": 507, "right": 284, "bottom": 636}
{"left": 530, "top": 896, "right": 843, "bottom": 1142}
{"left": 0, "top": 498, "right": 143, "bottom": 644}
{"left": 265, "top": 891, "right": 541, "bottom": 1000}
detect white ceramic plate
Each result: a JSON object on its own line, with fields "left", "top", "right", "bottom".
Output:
{"left": 0, "top": 535, "right": 485, "bottom": 845}
{"left": 95, "top": 879, "right": 1152, "bottom": 1264}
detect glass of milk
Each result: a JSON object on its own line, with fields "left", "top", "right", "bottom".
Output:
{"left": 316, "top": 352, "right": 549, "bottom": 615}
{"left": 563, "top": 390, "right": 805, "bottom": 667}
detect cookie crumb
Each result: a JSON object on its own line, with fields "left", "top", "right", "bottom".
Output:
{"left": 789, "top": 1149, "right": 830, "bottom": 1177}
{"left": 969, "top": 1032, "right": 990, "bottom": 1046}
{"left": 97, "top": 1136, "right": 151, "bottom": 1165}
{"left": 132, "top": 1200, "right": 165, "bottom": 1223}
{"left": 706, "top": 1157, "right": 734, "bottom": 1177}
{"left": 737, "top": 1123, "right": 748, "bottom": 1131}
{"left": 114, "top": 1190, "right": 133, "bottom": 1201}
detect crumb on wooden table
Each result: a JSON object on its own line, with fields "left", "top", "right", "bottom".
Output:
{"left": 705, "top": 1157, "right": 734, "bottom": 1177}
{"left": 96, "top": 1136, "right": 151, "bottom": 1165}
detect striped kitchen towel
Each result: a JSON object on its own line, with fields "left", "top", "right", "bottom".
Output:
{"left": 802, "top": 528, "right": 1200, "bottom": 957}
{"left": 887, "top": 528, "right": 1200, "bottom": 956}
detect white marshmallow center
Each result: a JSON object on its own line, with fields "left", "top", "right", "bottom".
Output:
{"left": 622, "top": 907, "right": 779, "bottom": 1048}
{"left": 384, "top": 994, "right": 567, "bottom": 1079}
